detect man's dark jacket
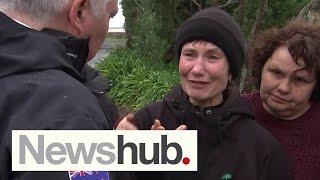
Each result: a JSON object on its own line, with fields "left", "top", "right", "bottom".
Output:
{"left": 41, "top": 28, "right": 119, "bottom": 126}
{"left": 0, "top": 12, "right": 117, "bottom": 180}
{"left": 133, "top": 84, "right": 293, "bottom": 180}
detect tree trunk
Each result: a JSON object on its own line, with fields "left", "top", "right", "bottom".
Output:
{"left": 212, "top": 0, "right": 219, "bottom": 6}
{"left": 242, "top": 0, "right": 268, "bottom": 93}
{"left": 238, "top": 0, "right": 245, "bottom": 26}
{"left": 296, "top": 0, "right": 320, "bottom": 24}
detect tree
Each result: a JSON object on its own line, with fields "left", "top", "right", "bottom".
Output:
{"left": 242, "top": 0, "right": 268, "bottom": 92}
{"left": 122, "top": 0, "right": 214, "bottom": 63}
{"left": 297, "top": 0, "right": 320, "bottom": 23}
{"left": 238, "top": 0, "right": 245, "bottom": 26}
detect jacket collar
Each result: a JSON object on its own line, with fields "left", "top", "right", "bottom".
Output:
{"left": 41, "top": 28, "right": 89, "bottom": 72}
{"left": 41, "top": 28, "right": 112, "bottom": 95}
{"left": 0, "top": 11, "right": 31, "bottom": 35}
{"left": 0, "top": 11, "right": 87, "bottom": 80}
{"left": 164, "top": 83, "right": 253, "bottom": 145}
{"left": 164, "top": 83, "right": 252, "bottom": 115}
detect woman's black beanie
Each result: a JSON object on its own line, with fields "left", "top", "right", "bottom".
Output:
{"left": 175, "top": 7, "right": 245, "bottom": 79}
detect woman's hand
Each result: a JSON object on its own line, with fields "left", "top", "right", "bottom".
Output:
{"left": 116, "top": 113, "right": 137, "bottom": 130}
{"left": 116, "top": 115, "right": 187, "bottom": 130}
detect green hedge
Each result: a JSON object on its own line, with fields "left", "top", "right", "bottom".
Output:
{"left": 96, "top": 48, "right": 179, "bottom": 111}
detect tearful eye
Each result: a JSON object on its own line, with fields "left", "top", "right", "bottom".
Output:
{"left": 183, "top": 52, "right": 196, "bottom": 58}
{"left": 269, "top": 69, "right": 282, "bottom": 76}
{"left": 295, "top": 77, "right": 308, "bottom": 83}
{"left": 208, "top": 56, "right": 218, "bottom": 59}
{"left": 206, "top": 54, "right": 219, "bottom": 62}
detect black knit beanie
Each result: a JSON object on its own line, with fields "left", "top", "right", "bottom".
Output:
{"left": 175, "top": 7, "right": 245, "bottom": 79}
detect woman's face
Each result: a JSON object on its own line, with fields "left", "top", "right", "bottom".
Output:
{"left": 179, "top": 41, "right": 231, "bottom": 107}
{"left": 260, "top": 45, "right": 317, "bottom": 120}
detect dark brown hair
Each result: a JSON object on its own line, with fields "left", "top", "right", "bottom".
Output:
{"left": 249, "top": 21, "right": 320, "bottom": 100}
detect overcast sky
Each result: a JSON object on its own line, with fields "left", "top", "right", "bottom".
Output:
{"left": 109, "top": 1, "right": 125, "bottom": 28}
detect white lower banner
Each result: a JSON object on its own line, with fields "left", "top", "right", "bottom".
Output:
{"left": 12, "top": 130, "right": 197, "bottom": 171}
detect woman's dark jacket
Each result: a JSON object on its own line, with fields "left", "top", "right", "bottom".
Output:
{"left": 133, "top": 84, "right": 293, "bottom": 180}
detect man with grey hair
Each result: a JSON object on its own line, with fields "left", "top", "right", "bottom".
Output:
{"left": 0, "top": 0, "right": 119, "bottom": 179}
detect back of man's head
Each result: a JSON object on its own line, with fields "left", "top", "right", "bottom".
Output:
{"left": 0, "top": 0, "right": 116, "bottom": 61}
{"left": 0, "top": 0, "right": 110, "bottom": 24}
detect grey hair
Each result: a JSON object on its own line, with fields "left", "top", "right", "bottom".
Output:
{"left": 0, "top": 0, "right": 110, "bottom": 23}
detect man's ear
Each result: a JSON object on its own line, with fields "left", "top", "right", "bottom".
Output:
{"left": 68, "top": 0, "right": 87, "bottom": 35}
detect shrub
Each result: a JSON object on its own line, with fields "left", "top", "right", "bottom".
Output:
{"left": 96, "top": 48, "right": 179, "bottom": 111}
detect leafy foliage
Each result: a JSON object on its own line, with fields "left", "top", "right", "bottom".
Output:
{"left": 241, "top": 0, "right": 309, "bottom": 36}
{"left": 122, "top": 0, "right": 309, "bottom": 61}
{"left": 121, "top": 0, "right": 214, "bottom": 62}
{"left": 96, "top": 48, "right": 179, "bottom": 111}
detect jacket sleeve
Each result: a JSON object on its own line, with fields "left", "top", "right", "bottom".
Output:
{"left": 133, "top": 103, "right": 160, "bottom": 130}
{"left": 259, "top": 143, "right": 294, "bottom": 180}
{"left": 6, "top": 71, "right": 109, "bottom": 130}
{"left": 98, "top": 95, "right": 119, "bottom": 127}
{"left": 0, "top": 72, "right": 110, "bottom": 180}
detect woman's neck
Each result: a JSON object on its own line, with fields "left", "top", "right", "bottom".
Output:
{"left": 189, "top": 95, "right": 223, "bottom": 108}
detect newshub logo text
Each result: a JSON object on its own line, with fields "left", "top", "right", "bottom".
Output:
{"left": 12, "top": 130, "right": 197, "bottom": 171}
